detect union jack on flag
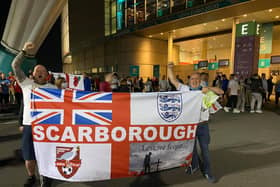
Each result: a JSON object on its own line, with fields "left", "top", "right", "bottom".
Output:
{"left": 31, "top": 88, "right": 112, "bottom": 125}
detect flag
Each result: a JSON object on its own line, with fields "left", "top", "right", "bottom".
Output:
{"left": 66, "top": 74, "right": 84, "bottom": 90}
{"left": 31, "top": 88, "right": 204, "bottom": 182}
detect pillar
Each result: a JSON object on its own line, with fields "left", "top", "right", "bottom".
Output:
{"left": 230, "top": 18, "right": 239, "bottom": 74}
{"left": 168, "top": 31, "right": 174, "bottom": 63}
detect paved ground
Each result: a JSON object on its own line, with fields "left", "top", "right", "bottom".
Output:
{"left": 0, "top": 104, "right": 280, "bottom": 187}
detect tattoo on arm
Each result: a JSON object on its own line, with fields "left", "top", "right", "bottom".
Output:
{"left": 11, "top": 51, "right": 27, "bottom": 83}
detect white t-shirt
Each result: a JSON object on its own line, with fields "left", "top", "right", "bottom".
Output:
{"left": 228, "top": 80, "right": 239, "bottom": 96}
{"left": 178, "top": 83, "right": 209, "bottom": 122}
{"left": 20, "top": 78, "right": 56, "bottom": 125}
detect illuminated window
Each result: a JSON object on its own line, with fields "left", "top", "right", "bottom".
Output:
{"left": 146, "top": 0, "right": 156, "bottom": 21}
{"left": 105, "top": 0, "right": 110, "bottom": 36}
{"left": 157, "top": 0, "right": 170, "bottom": 17}
{"left": 127, "top": 0, "right": 135, "bottom": 26}
{"left": 111, "top": 0, "right": 117, "bottom": 34}
{"left": 117, "top": 0, "right": 125, "bottom": 30}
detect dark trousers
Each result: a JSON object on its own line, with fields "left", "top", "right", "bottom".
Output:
{"left": 191, "top": 122, "right": 212, "bottom": 175}
{"left": 0, "top": 93, "right": 9, "bottom": 104}
{"left": 226, "top": 95, "right": 238, "bottom": 109}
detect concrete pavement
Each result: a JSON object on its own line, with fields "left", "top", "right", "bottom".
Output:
{"left": 0, "top": 106, "right": 280, "bottom": 187}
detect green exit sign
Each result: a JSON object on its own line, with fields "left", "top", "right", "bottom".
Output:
{"left": 236, "top": 22, "right": 261, "bottom": 37}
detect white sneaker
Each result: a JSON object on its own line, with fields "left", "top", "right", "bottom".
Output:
{"left": 256, "top": 110, "right": 263, "bottom": 114}
{"left": 224, "top": 107, "right": 230, "bottom": 112}
{"left": 250, "top": 110, "right": 255, "bottom": 113}
{"left": 233, "top": 109, "right": 240, "bottom": 113}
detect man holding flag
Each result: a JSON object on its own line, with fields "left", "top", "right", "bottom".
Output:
{"left": 167, "top": 62, "right": 223, "bottom": 183}
{"left": 12, "top": 42, "right": 55, "bottom": 187}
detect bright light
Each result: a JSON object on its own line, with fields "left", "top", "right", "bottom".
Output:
{"left": 160, "top": 32, "right": 164, "bottom": 35}
{"left": 222, "top": 19, "right": 225, "bottom": 22}
{"left": 215, "top": 27, "right": 219, "bottom": 30}
{"left": 268, "top": 9, "right": 273, "bottom": 12}
{"left": 243, "top": 14, "right": 247, "bottom": 17}
{"left": 148, "top": 35, "right": 152, "bottom": 38}
{"left": 276, "top": 16, "right": 280, "bottom": 19}
{"left": 203, "top": 23, "right": 207, "bottom": 26}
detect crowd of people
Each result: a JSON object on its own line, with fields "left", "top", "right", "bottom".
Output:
{"left": 211, "top": 73, "right": 280, "bottom": 113}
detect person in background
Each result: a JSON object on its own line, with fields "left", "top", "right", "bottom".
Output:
{"left": 168, "top": 62, "right": 223, "bottom": 183}
{"left": 224, "top": 74, "right": 240, "bottom": 113}
{"left": 176, "top": 74, "right": 184, "bottom": 84}
{"left": 145, "top": 77, "right": 153, "bottom": 92}
{"left": 117, "top": 79, "right": 130, "bottom": 92}
{"left": 111, "top": 72, "right": 120, "bottom": 92}
{"left": 0, "top": 73, "right": 10, "bottom": 104}
{"left": 267, "top": 76, "right": 274, "bottom": 102}
{"left": 249, "top": 73, "right": 263, "bottom": 113}
{"left": 8, "top": 72, "right": 16, "bottom": 104}
{"left": 55, "top": 77, "right": 67, "bottom": 89}
{"left": 99, "top": 73, "right": 112, "bottom": 92}
{"left": 159, "top": 75, "right": 170, "bottom": 92}
{"left": 275, "top": 77, "right": 280, "bottom": 107}
{"left": 236, "top": 76, "right": 246, "bottom": 112}
{"left": 200, "top": 72, "right": 209, "bottom": 87}
{"left": 83, "top": 72, "right": 92, "bottom": 91}
{"left": 221, "top": 74, "right": 229, "bottom": 105}
{"left": 152, "top": 76, "right": 159, "bottom": 92}
{"left": 261, "top": 73, "right": 268, "bottom": 103}
{"left": 14, "top": 79, "right": 23, "bottom": 114}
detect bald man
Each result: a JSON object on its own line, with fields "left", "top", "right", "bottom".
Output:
{"left": 12, "top": 42, "right": 55, "bottom": 187}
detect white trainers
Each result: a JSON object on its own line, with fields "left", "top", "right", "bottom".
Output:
{"left": 256, "top": 110, "right": 263, "bottom": 114}
{"left": 224, "top": 107, "right": 230, "bottom": 112}
{"left": 250, "top": 110, "right": 255, "bottom": 113}
{"left": 233, "top": 109, "right": 240, "bottom": 113}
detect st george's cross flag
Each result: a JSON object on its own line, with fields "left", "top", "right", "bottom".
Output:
{"left": 31, "top": 88, "right": 205, "bottom": 182}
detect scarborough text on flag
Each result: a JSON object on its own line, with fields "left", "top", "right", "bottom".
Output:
{"left": 31, "top": 88, "right": 204, "bottom": 182}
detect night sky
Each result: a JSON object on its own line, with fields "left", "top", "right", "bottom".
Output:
{"left": 0, "top": 0, "right": 62, "bottom": 72}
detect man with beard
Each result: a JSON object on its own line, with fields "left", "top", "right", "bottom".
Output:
{"left": 168, "top": 62, "right": 223, "bottom": 183}
{"left": 12, "top": 42, "right": 55, "bottom": 187}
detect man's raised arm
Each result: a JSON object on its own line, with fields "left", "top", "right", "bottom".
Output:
{"left": 11, "top": 42, "right": 34, "bottom": 83}
{"left": 167, "top": 62, "right": 180, "bottom": 90}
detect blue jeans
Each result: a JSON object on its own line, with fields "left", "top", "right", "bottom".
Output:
{"left": 191, "top": 122, "right": 212, "bottom": 175}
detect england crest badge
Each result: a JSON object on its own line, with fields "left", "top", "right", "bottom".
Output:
{"left": 55, "top": 146, "right": 81, "bottom": 178}
{"left": 157, "top": 93, "right": 182, "bottom": 122}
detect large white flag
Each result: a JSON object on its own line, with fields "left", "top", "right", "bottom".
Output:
{"left": 31, "top": 89, "right": 204, "bottom": 182}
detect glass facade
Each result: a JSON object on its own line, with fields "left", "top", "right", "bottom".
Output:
{"left": 105, "top": 0, "right": 250, "bottom": 36}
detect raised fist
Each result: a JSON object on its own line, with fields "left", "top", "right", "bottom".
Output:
{"left": 167, "top": 62, "right": 174, "bottom": 68}
{"left": 22, "top": 42, "right": 35, "bottom": 54}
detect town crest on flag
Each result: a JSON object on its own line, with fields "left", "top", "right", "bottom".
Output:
{"left": 157, "top": 93, "right": 182, "bottom": 122}
{"left": 55, "top": 146, "right": 81, "bottom": 178}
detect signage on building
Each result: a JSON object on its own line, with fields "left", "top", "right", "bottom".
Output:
{"left": 271, "top": 56, "right": 280, "bottom": 64}
{"left": 258, "top": 59, "right": 270, "bottom": 68}
{"left": 234, "top": 21, "right": 260, "bottom": 77}
{"left": 153, "top": 65, "right": 160, "bottom": 78}
{"left": 236, "top": 22, "right": 260, "bottom": 37}
{"left": 218, "top": 59, "right": 230, "bottom": 67}
{"left": 260, "top": 23, "right": 273, "bottom": 54}
{"left": 198, "top": 60, "right": 208, "bottom": 69}
{"left": 129, "top": 65, "right": 139, "bottom": 77}
{"left": 208, "top": 62, "right": 218, "bottom": 70}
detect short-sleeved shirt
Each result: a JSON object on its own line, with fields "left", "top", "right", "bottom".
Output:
{"left": 20, "top": 78, "right": 56, "bottom": 125}
{"left": 178, "top": 83, "right": 209, "bottom": 122}
{"left": 228, "top": 80, "right": 239, "bottom": 95}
